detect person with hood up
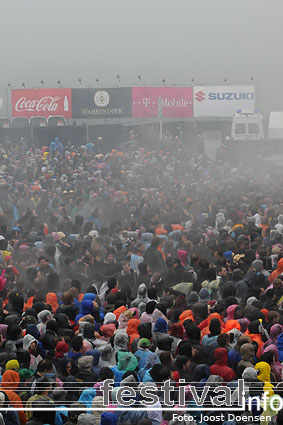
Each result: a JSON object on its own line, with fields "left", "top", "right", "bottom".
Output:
{"left": 111, "top": 351, "right": 139, "bottom": 386}
{"left": 100, "top": 412, "right": 118, "bottom": 425}
{"left": 78, "top": 388, "right": 97, "bottom": 413}
{"left": 0, "top": 370, "right": 27, "bottom": 425}
{"left": 238, "top": 343, "right": 255, "bottom": 369}
{"left": 263, "top": 344, "right": 283, "bottom": 382}
{"left": 246, "top": 319, "right": 266, "bottom": 357}
{"left": 0, "top": 390, "right": 20, "bottom": 425}
{"left": 23, "top": 334, "right": 42, "bottom": 371}
{"left": 255, "top": 361, "right": 274, "bottom": 396}
{"left": 152, "top": 318, "right": 168, "bottom": 347}
{"left": 99, "top": 324, "right": 116, "bottom": 343}
{"left": 45, "top": 292, "right": 58, "bottom": 313}
{"left": 131, "top": 322, "right": 152, "bottom": 353}
{"left": 98, "top": 344, "right": 116, "bottom": 368}
{"left": 131, "top": 283, "right": 150, "bottom": 309}
{"left": 82, "top": 323, "right": 96, "bottom": 349}
{"left": 172, "top": 271, "right": 194, "bottom": 297}
{"left": 75, "top": 299, "right": 95, "bottom": 323}
{"left": 134, "top": 338, "right": 159, "bottom": 369}
{"left": 200, "top": 312, "right": 224, "bottom": 338}
{"left": 275, "top": 214, "right": 283, "bottom": 234}
{"left": 151, "top": 307, "right": 168, "bottom": 331}
{"left": 143, "top": 236, "right": 166, "bottom": 274}
{"left": 269, "top": 258, "right": 283, "bottom": 283}
{"left": 55, "top": 357, "right": 75, "bottom": 381}
{"left": 236, "top": 269, "right": 257, "bottom": 306}
{"left": 263, "top": 324, "right": 283, "bottom": 352}
{"left": 103, "top": 312, "right": 116, "bottom": 325}
{"left": 26, "top": 376, "right": 55, "bottom": 423}
{"left": 277, "top": 333, "right": 283, "bottom": 363}
{"left": 140, "top": 300, "right": 157, "bottom": 323}
{"left": 201, "top": 318, "right": 222, "bottom": 363}
{"left": 36, "top": 309, "right": 53, "bottom": 335}
{"left": 225, "top": 304, "right": 239, "bottom": 322}
{"left": 39, "top": 319, "right": 58, "bottom": 358}
{"left": 193, "top": 364, "right": 210, "bottom": 395}
{"left": 77, "top": 413, "right": 96, "bottom": 425}
{"left": 201, "top": 268, "right": 221, "bottom": 301}
{"left": 113, "top": 332, "right": 129, "bottom": 352}
{"left": 169, "top": 323, "right": 183, "bottom": 355}
{"left": 126, "top": 318, "right": 140, "bottom": 349}
{"left": 76, "top": 355, "right": 95, "bottom": 387}
{"left": 209, "top": 348, "right": 236, "bottom": 382}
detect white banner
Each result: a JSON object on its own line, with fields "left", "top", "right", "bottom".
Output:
{"left": 193, "top": 85, "right": 255, "bottom": 117}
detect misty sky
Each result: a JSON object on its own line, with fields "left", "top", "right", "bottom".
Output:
{"left": 1, "top": 0, "right": 283, "bottom": 113}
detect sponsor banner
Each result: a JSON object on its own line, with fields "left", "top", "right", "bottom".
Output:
{"left": 72, "top": 88, "right": 132, "bottom": 118}
{"left": 12, "top": 89, "right": 72, "bottom": 119}
{"left": 132, "top": 87, "right": 193, "bottom": 118}
{"left": 193, "top": 85, "right": 255, "bottom": 117}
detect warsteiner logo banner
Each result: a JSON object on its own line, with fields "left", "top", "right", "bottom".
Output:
{"left": 72, "top": 88, "right": 132, "bottom": 118}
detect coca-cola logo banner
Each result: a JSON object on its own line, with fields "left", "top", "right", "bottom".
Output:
{"left": 11, "top": 89, "right": 72, "bottom": 118}
{"left": 72, "top": 88, "right": 132, "bottom": 119}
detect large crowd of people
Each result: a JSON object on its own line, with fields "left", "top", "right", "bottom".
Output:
{"left": 0, "top": 134, "right": 282, "bottom": 425}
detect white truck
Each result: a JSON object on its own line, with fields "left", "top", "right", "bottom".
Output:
{"left": 231, "top": 111, "right": 283, "bottom": 142}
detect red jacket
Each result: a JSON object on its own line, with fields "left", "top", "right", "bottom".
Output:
{"left": 210, "top": 348, "right": 236, "bottom": 382}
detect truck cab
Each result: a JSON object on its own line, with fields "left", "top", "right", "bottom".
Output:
{"left": 231, "top": 112, "right": 264, "bottom": 141}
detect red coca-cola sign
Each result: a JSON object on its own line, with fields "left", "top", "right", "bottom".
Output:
{"left": 12, "top": 89, "right": 72, "bottom": 118}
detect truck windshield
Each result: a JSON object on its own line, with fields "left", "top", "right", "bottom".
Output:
{"left": 248, "top": 123, "right": 259, "bottom": 135}
{"left": 235, "top": 123, "right": 246, "bottom": 134}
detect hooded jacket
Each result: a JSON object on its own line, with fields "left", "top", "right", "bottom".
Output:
{"left": 113, "top": 332, "right": 129, "bottom": 352}
{"left": 245, "top": 320, "right": 265, "bottom": 357}
{"left": 126, "top": 319, "right": 140, "bottom": 347}
{"left": 78, "top": 388, "right": 97, "bottom": 412}
{"left": 1, "top": 370, "right": 27, "bottom": 425}
{"left": 255, "top": 361, "right": 274, "bottom": 396}
{"left": 134, "top": 348, "right": 159, "bottom": 370}
{"left": 37, "top": 310, "right": 52, "bottom": 335}
{"left": 236, "top": 270, "right": 257, "bottom": 305}
{"left": 98, "top": 343, "right": 116, "bottom": 368}
{"left": 23, "top": 334, "right": 36, "bottom": 351}
{"left": 131, "top": 284, "right": 150, "bottom": 308}
{"left": 263, "top": 344, "right": 283, "bottom": 381}
{"left": 77, "top": 413, "right": 96, "bottom": 425}
{"left": 76, "top": 356, "right": 95, "bottom": 386}
{"left": 100, "top": 324, "right": 116, "bottom": 342}
{"left": 46, "top": 292, "right": 58, "bottom": 313}
{"left": 111, "top": 351, "right": 139, "bottom": 386}
{"left": 263, "top": 324, "right": 283, "bottom": 351}
{"left": 113, "top": 305, "right": 127, "bottom": 320}
{"left": 277, "top": 333, "right": 283, "bottom": 362}
{"left": 226, "top": 304, "right": 238, "bottom": 321}
{"left": 269, "top": 258, "right": 283, "bottom": 283}
{"left": 224, "top": 320, "right": 241, "bottom": 333}
{"left": 143, "top": 244, "right": 166, "bottom": 274}
{"left": 210, "top": 348, "right": 236, "bottom": 382}
{"left": 75, "top": 300, "right": 94, "bottom": 322}
{"left": 100, "top": 412, "right": 118, "bottom": 425}
{"left": 238, "top": 343, "right": 255, "bottom": 368}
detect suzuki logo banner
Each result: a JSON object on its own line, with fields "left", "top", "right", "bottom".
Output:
{"left": 72, "top": 88, "right": 132, "bottom": 118}
{"left": 193, "top": 85, "right": 255, "bottom": 117}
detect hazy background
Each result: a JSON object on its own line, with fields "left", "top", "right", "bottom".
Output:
{"left": 0, "top": 0, "right": 282, "bottom": 114}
